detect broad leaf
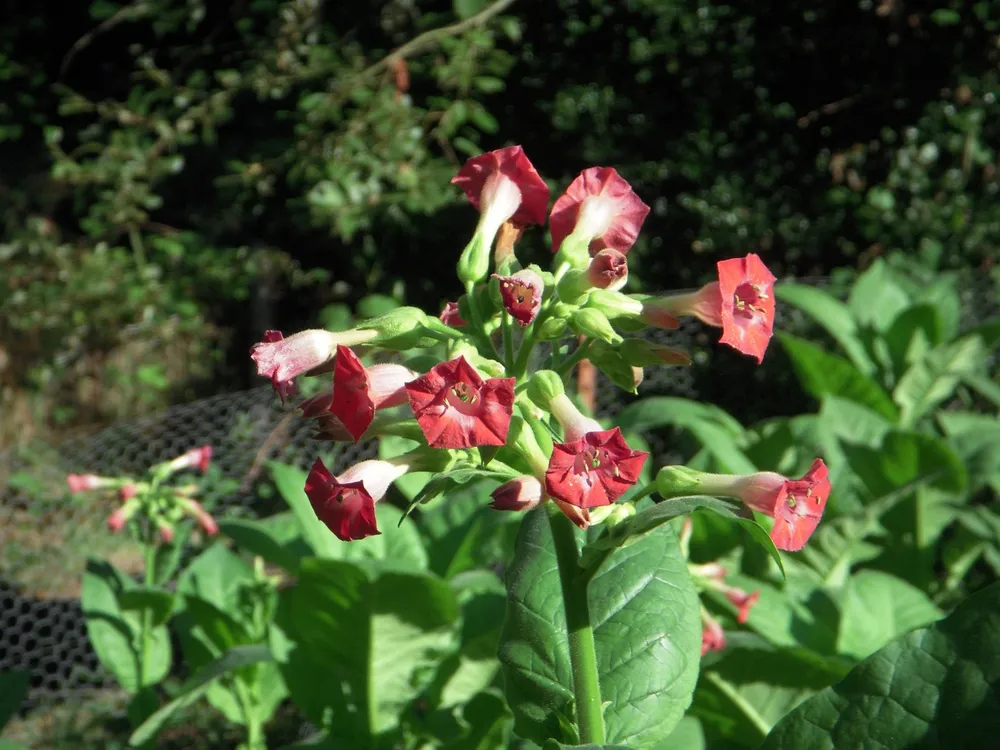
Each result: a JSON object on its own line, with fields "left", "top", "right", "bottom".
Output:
{"left": 218, "top": 517, "right": 306, "bottom": 574}
{"left": 776, "top": 283, "right": 873, "bottom": 375}
{"left": 836, "top": 571, "right": 942, "bottom": 660}
{"left": 128, "top": 645, "right": 273, "bottom": 746}
{"left": 118, "top": 588, "right": 175, "bottom": 628}
{"left": 275, "top": 558, "right": 459, "bottom": 744}
{"left": 499, "top": 508, "right": 701, "bottom": 748}
{"left": 846, "top": 259, "right": 910, "bottom": 332}
{"left": 883, "top": 304, "right": 943, "bottom": 378}
{"left": 759, "top": 582, "right": 1000, "bottom": 749}
{"left": 693, "top": 639, "right": 850, "bottom": 746}
{"left": 777, "top": 334, "right": 898, "bottom": 420}
{"left": 176, "top": 542, "right": 254, "bottom": 608}
{"left": 81, "top": 558, "right": 171, "bottom": 692}
{"left": 615, "top": 397, "right": 756, "bottom": 474}
{"left": 893, "top": 335, "right": 986, "bottom": 427}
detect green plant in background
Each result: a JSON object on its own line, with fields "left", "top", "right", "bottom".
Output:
{"left": 0, "top": 670, "right": 31, "bottom": 750}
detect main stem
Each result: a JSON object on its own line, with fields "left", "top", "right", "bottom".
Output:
{"left": 138, "top": 539, "right": 157, "bottom": 687}
{"left": 547, "top": 508, "right": 606, "bottom": 744}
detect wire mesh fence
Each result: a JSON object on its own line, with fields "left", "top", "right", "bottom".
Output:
{"left": 1, "top": 273, "right": 997, "bottom": 711}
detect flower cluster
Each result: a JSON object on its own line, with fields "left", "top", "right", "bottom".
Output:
{"left": 250, "top": 145, "right": 828, "bottom": 561}
{"left": 68, "top": 445, "right": 218, "bottom": 542}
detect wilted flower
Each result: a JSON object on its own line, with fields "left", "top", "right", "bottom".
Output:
{"left": 492, "top": 269, "right": 544, "bottom": 326}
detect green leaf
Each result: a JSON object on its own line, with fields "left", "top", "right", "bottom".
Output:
{"left": 759, "top": 582, "right": 1000, "bottom": 749}
{"left": 218, "top": 517, "right": 305, "bottom": 574}
{"left": 82, "top": 559, "right": 171, "bottom": 692}
{"left": 118, "top": 588, "right": 175, "bottom": 628}
{"left": 579, "top": 496, "right": 744, "bottom": 571}
{"left": 777, "top": 333, "right": 898, "bottom": 420}
{"left": 176, "top": 542, "right": 254, "bottom": 608}
{"left": 893, "top": 335, "right": 986, "bottom": 427}
{"left": 454, "top": 0, "right": 487, "bottom": 19}
{"left": 0, "top": 670, "right": 30, "bottom": 731}
{"left": 275, "top": 558, "right": 459, "bottom": 743}
{"left": 128, "top": 645, "right": 273, "bottom": 746}
{"left": 846, "top": 259, "right": 910, "bottom": 332}
{"left": 499, "top": 508, "right": 701, "bottom": 747}
{"left": 842, "top": 430, "right": 967, "bottom": 498}
{"left": 930, "top": 8, "right": 961, "bottom": 25}
{"left": 615, "top": 397, "right": 757, "bottom": 473}
{"left": 836, "top": 570, "right": 942, "bottom": 660}
{"left": 883, "top": 304, "right": 943, "bottom": 377}
{"left": 693, "top": 640, "right": 849, "bottom": 745}
{"left": 775, "top": 284, "right": 873, "bottom": 374}
{"left": 417, "top": 480, "right": 517, "bottom": 578}
{"left": 660, "top": 715, "right": 705, "bottom": 749}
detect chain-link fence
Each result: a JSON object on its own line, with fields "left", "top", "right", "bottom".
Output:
{"left": 1, "top": 274, "right": 997, "bottom": 711}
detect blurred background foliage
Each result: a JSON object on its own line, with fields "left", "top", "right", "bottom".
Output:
{"left": 1, "top": 0, "right": 999, "bottom": 447}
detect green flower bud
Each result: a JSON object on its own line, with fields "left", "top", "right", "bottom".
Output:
{"left": 553, "top": 231, "right": 592, "bottom": 270}
{"left": 507, "top": 415, "right": 550, "bottom": 475}
{"left": 556, "top": 269, "right": 591, "bottom": 304}
{"left": 589, "top": 501, "right": 636, "bottom": 527}
{"left": 655, "top": 465, "right": 706, "bottom": 498}
{"left": 451, "top": 342, "right": 506, "bottom": 378}
{"left": 367, "top": 307, "right": 433, "bottom": 350}
{"left": 585, "top": 289, "right": 644, "bottom": 320}
{"left": 457, "top": 234, "right": 489, "bottom": 286}
{"left": 571, "top": 308, "right": 623, "bottom": 345}
{"left": 526, "top": 370, "right": 565, "bottom": 409}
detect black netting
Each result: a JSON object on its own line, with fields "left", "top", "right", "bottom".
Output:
{"left": 1, "top": 274, "right": 997, "bottom": 711}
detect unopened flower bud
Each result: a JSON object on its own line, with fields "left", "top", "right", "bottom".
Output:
{"left": 584, "top": 289, "right": 644, "bottom": 319}
{"left": 655, "top": 465, "right": 705, "bottom": 498}
{"left": 106, "top": 499, "right": 140, "bottom": 533}
{"left": 555, "top": 269, "right": 591, "bottom": 304}
{"left": 157, "top": 520, "right": 175, "bottom": 544}
{"left": 589, "top": 501, "right": 636, "bottom": 527}
{"left": 526, "top": 370, "right": 565, "bottom": 409}
{"left": 507, "top": 416, "right": 550, "bottom": 475}
{"left": 588, "top": 249, "right": 629, "bottom": 291}
{"left": 571, "top": 308, "right": 622, "bottom": 345}
{"left": 490, "top": 475, "right": 544, "bottom": 512}
{"left": 366, "top": 307, "right": 435, "bottom": 350}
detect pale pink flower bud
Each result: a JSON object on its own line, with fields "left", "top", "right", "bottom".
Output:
{"left": 67, "top": 474, "right": 116, "bottom": 493}
{"left": 587, "top": 249, "right": 629, "bottom": 291}
{"left": 168, "top": 445, "right": 213, "bottom": 474}
{"left": 490, "top": 476, "right": 544, "bottom": 512}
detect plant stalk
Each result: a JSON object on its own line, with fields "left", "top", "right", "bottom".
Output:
{"left": 138, "top": 539, "right": 157, "bottom": 687}
{"left": 547, "top": 507, "right": 606, "bottom": 744}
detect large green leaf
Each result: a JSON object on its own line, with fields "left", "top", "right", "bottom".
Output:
{"left": 938, "top": 411, "right": 1000, "bottom": 491}
{"left": 775, "top": 283, "right": 873, "bottom": 375}
{"left": 759, "top": 582, "right": 1000, "bottom": 749}
{"left": 218, "top": 516, "right": 307, "bottom": 574}
{"left": 416, "top": 481, "right": 517, "bottom": 578}
{"left": 275, "top": 558, "right": 459, "bottom": 744}
{"left": 81, "top": 559, "right": 171, "bottom": 692}
{"left": 893, "top": 335, "right": 986, "bottom": 427}
{"left": 128, "top": 644, "right": 273, "bottom": 746}
{"left": 692, "top": 639, "right": 849, "bottom": 746}
{"left": 846, "top": 259, "right": 911, "bottom": 332}
{"left": 883, "top": 304, "right": 943, "bottom": 378}
{"left": 777, "top": 334, "right": 899, "bottom": 420}
{"left": 176, "top": 542, "right": 254, "bottom": 609}
{"left": 615, "top": 397, "right": 756, "bottom": 474}
{"left": 498, "top": 508, "right": 701, "bottom": 748}
{"left": 835, "top": 571, "right": 942, "bottom": 660}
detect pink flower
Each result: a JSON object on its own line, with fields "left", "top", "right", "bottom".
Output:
{"left": 588, "top": 249, "right": 629, "bottom": 291}
{"left": 698, "top": 459, "right": 831, "bottom": 552}
{"left": 157, "top": 521, "right": 175, "bottom": 544}
{"left": 168, "top": 445, "right": 213, "bottom": 474}
{"left": 181, "top": 499, "right": 219, "bottom": 536}
{"left": 251, "top": 328, "right": 377, "bottom": 404}
{"left": 106, "top": 506, "right": 131, "bottom": 533}
{"left": 405, "top": 357, "right": 515, "bottom": 449}
{"left": 67, "top": 474, "right": 115, "bottom": 493}
{"left": 549, "top": 167, "right": 650, "bottom": 257}
{"left": 119, "top": 484, "right": 139, "bottom": 501}
{"left": 651, "top": 282, "right": 724, "bottom": 328}
{"left": 330, "top": 345, "right": 415, "bottom": 442}
{"left": 492, "top": 269, "right": 544, "bottom": 326}
{"left": 451, "top": 146, "right": 550, "bottom": 229}
{"left": 304, "top": 457, "right": 409, "bottom": 541}
{"left": 717, "top": 254, "right": 777, "bottom": 363}
{"left": 725, "top": 587, "right": 761, "bottom": 624}
{"left": 545, "top": 428, "right": 648, "bottom": 509}
{"left": 701, "top": 610, "right": 726, "bottom": 656}
{"left": 439, "top": 301, "right": 467, "bottom": 327}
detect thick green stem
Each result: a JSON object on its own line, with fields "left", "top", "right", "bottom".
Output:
{"left": 138, "top": 540, "right": 157, "bottom": 688}
{"left": 234, "top": 677, "right": 266, "bottom": 750}
{"left": 502, "top": 311, "right": 515, "bottom": 374}
{"left": 547, "top": 507, "right": 606, "bottom": 744}
{"left": 464, "top": 282, "right": 500, "bottom": 359}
